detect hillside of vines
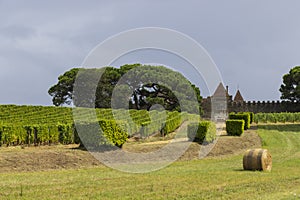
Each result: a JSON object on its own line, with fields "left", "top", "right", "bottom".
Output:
{"left": 0, "top": 105, "right": 198, "bottom": 147}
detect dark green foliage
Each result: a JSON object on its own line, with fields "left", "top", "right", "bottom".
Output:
{"left": 187, "top": 121, "right": 216, "bottom": 143}
{"left": 226, "top": 120, "right": 245, "bottom": 136}
{"left": 48, "top": 68, "right": 80, "bottom": 106}
{"left": 74, "top": 120, "right": 128, "bottom": 149}
{"left": 73, "top": 122, "right": 100, "bottom": 148}
{"left": 229, "top": 113, "right": 250, "bottom": 130}
{"left": 280, "top": 66, "right": 300, "bottom": 102}
{"left": 23, "top": 125, "right": 34, "bottom": 145}
{"left": 161, "top": 112, "right": 182, "bottom": 136}
{"left": 49, "top": 64, "right": 203, "bottom": 114}
{"left": 48, "top": 125, "right": 60, "bottom": 144}
{"left": 0, "top": 125, "right": 14, "bottom": 146}
{"left": 238, "top": 112, "right": 254, "bottom": 124}
{"left": 0, "top": 123, "right": 73, "bottom": 146}
{"left": 249, "top": 112, "right": 254, "bottom": 124}
{"left": 58, "top": 124, "right": 74, "bottom": 144}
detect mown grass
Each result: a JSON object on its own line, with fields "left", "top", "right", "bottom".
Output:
{"left": 0, "top": 124, "right": 300, "bottom": 199}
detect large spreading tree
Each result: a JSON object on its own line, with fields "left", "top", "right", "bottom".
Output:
{"left": 280, "top": 66, "right": 300, "bottom": 102}
{"left": 48, "top": 64, "right": 202, "bottom": 114}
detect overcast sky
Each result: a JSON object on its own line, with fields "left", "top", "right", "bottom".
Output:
{"left": 1, "top": 0, "right": 300, "bottom": 105}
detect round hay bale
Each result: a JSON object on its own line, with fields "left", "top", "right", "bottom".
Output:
{"left": 243, "top": 149, "right": 272, "bottom": 171}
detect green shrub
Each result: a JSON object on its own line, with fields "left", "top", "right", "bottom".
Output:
{"left": 266, "top": 113, "right": 277, "bottom": 123}
{"left": 161, "top": 112, "right": 181, "bottom": 136}
{"left": 58, "top": 124, "right": 74, "bottom": 144}
{"left": 239, "top": 112, "right": 254, "bottom": 124}
{"left": 48, "top": 125, "right": 59, "bottom": 144}
{"left": 0, "top": 125, "right": 13, "bottom": 146}
{"left": 140, "top": 121, "right": 159, "bottom": 138}
{"left": 253, "top": 112, "right": 300, "bottom": 124}
{"left": 229, "top": 113, "right": 250, "bottom": 130}
{"left": 99, "top": 120, "right": 128, "bottom": 148}
{"left": 23, "top": 125, "right": 34, "bottom": 145}
{"left": 187, "top": 121, "right": 216, "bottom": 143}
{"left": 34, "top": 125, "right": 48, "bottom": 145}
{"left": 140, "top": 111, "right": 186, "bottom": 138}
{"left": 73, "top": 122, "right": 100, "bottom": 148}
{"left": 226, "top": 120, "right": 245, "bottom": 136}
{"left": 74, "top": 120, "right": 128, "bottom": 149}
{"left": 249, "top": 112, "right": 254, "bottom": 124}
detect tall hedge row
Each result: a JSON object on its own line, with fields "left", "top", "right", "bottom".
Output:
{"left": 238, "top": 112, "right": 254, "bottom": 124}
{"left": 99, "top": 120, "right": 128, "bottom": 148}
{"left": 187, "top": 121, "right": 216, "bottom": 143}
{"left": 0, "top": 124, "right": 74, "bottom": 146}
{"left": 161, "top": 112, "right": 182, "bottom": 136}
{"left": 229, "top": 113, "right": 250, "bottom": 130}
{"left": 71, "top": 120, "right": 129, "bottom": 149}
{"left": 226, "top": 120, "right": 245, "bottom": 136}
{"left": 140, "top": 111, "right": 184, "bottom": 138}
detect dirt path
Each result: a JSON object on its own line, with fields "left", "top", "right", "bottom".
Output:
{"left": 0, "top": 145, "right": 100, "bottom": 173}
{"left": 0, "top": 125, "right": 261, "bottom": 173}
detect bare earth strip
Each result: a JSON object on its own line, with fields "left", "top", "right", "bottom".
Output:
{"left": 0, "top": 125, "right": 261, "bottom": 173}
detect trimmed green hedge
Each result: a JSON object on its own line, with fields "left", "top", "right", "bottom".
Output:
{"left": 0, "top": 123, "right": 75, "bottom": 146}
{"left": 229, "top": 113, "right": 250, "bottom": 130}
{"left": 139, "top": 112, "right": 193, "bottom": 138}
{"left": 140, "top": 121, "right": 157, "bottom": 138}
{"left": 226, "top": 119, "right": 245, "bottom": 136}
{"left": 161, "top": 112, "right": 182, "bottom": 136}
{"left": 74, "top": 120, "right": 128, "bottom": 149}
{"left": 249, "top": 112, "right": 254, "bottom": 124}
{"left": 187, "top": 121, "right": 216, "bottom": 143}
{"left": 99, "top": 120, "right": 128, "bottom": 148}
{"left": 139, "top": 111, "right": 183, "bottom": 138}
{"left": 239, "top": 112, "right": 254, "bottom": 124}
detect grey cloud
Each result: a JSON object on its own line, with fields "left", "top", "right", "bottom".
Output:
{"left": 1, "top": 0, "right": 300, "bottom": 105}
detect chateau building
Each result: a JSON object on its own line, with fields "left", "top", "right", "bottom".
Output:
{"left": 201, "top": 83, "right": 300, "bottom": 119}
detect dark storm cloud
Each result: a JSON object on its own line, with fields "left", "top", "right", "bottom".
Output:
{"left": 0, "top": 0, "right": 300, "bottom": 105}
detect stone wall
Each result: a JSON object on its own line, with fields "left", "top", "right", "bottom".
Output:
{"left": 201, "top": 99, "right": 300, "bottom": 118}
{"left": 228, "top": 101, "right": 300, "bottom": 113}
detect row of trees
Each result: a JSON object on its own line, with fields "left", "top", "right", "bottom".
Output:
{"left": 48, "top": 64, "right": 202, "bottom": 114}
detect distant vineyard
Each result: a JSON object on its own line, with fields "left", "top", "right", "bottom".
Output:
{"left": 254, "top": 112, "right": 300, "bottom": 123}
{"left": 0, "top": 105, "right": 198, "bottom": 147}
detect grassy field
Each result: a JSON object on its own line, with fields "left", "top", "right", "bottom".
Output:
{"left": 0, "top": 124, "right": 299, "bottom": 199}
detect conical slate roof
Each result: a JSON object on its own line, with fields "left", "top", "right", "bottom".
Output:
{"left": 234, "top": 90, "right": 244, "bottom": 102}
{"left": 213, "top": 83, "right": 227, "bottom": 97}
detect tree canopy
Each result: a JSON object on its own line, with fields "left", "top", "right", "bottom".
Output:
{"left": 280, "top": 66, "right": 300, "bottom": 102}
{"left": 48, "top": 68, "right": 79, "bottom": 106}
{"left": 48, "top": 64, "right": 202, "bottom": 114}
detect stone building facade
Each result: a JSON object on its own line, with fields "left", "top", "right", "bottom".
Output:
{"left": 201, "top": 83, "right": 300, "bottom": 119}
